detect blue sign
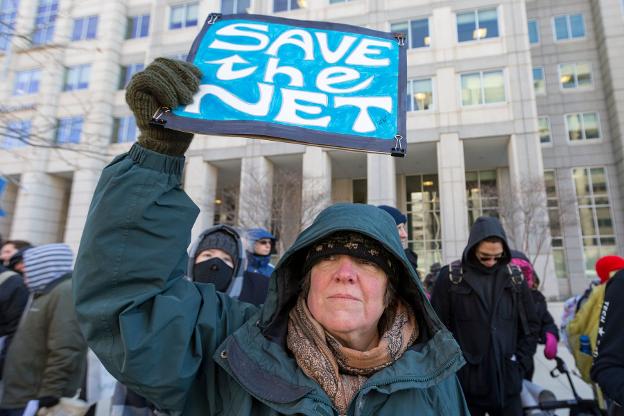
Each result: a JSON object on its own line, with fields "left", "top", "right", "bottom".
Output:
{"left": 156, "top": 13, "right": 407, "bottom": 156}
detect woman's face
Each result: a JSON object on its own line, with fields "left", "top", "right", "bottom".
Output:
{"left": 306, "top": 254, "right": 388, "bottom": 351}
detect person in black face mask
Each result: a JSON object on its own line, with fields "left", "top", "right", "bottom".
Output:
{"left": 188, "top": 225, "right": 269, "bottom": 307}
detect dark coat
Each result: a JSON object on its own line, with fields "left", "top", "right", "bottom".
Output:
{"left": 0, "top": 269, "right": 29, "bottom": 377}
{"left": 430, "top": 216, "right": 539, "bottom": 408}
{"left": 524, "top": 289, "right": 558, "bottom": 380}
{"left": 73, "top": 144, "right": 470, "bottom": 415}
{"left": 591, "top": 270, "right": 624, "bottom": 406}
{"left": 1, "top": 275, "right": 87, "bottom": 408}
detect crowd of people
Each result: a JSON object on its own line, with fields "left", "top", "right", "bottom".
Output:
{"left": 1, "top": 57, "right": 623, "bottom": 416}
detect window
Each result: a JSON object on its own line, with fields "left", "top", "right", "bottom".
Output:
{"left": 407, "top": 78, "right": 433, "bottom": 111}
{"left": 352, "top": 179, "right": 367, "bottom": 203}
{"left": 56, "top": 116, "right": 83, "bottom": 144}
{"left": 119, "top": 63, "right": 144, "bottom": 89}
{"left": 169, "top": 2, "right": 198, "bottom": 30}
{"left": 126, "top": 14, "right": 150, "bottom": 39}
{"left": 32, "top": 0, "right": 58, "bottom": 45}
{"left": 406, "top": 174, "right": 441, "bottom": 274}
{"left": 13, "top": 69, "right": 41, "bottom": 96}
{"left": 391, "top": 18, "right": 430, "bottom": 48}
{"left": 538, "top": 117, "right": 551, "bottom": 144}
{"left": 2, "top": 119, "right": 31, "bottom": 149}
{"left": 573, "top": 167, "right": 617, "bottom": 279}
{"left": 533, "top": 67, "right": 545, "bottom": 95}
{"left": 456, "top": 8, "right": 499, "bottom": 42}
{"left": 466, "top": 170, "right": 498, "bottom": 225}
{"left": 0, "top": 0, "right": 19, "bottom": 51}
{"left": 112, "top": 115, "right": 138, "bottom": 144}
{"left": 528, "top": 19, "right": 539, "bottom": 44}
{"left": 221, "top": 0, "right": 250, "bottom": 14}
{"left": 63, "top": 64, "right": 90, "bottom": 91}
{"left": 566, "top": 112, "right": 601, "bottom": 142}
{"left": 274, "top": 0, "right": 301, "bottom": 12}
{"left": 460, "top": 70, "right": 505, "bottom": 106}
{"left": 543, "top": 170, "right": 568, "bottom": 279}
{"left": 559, "top": 63, "right": 592, "bottom": 90}
{"left": 330, "top": 0, "right": 352, "bottom": 3}
{"left": 553, "top": 14, "right": 585, "bottom": 41}
{"left": 71, "top": 16, "right": 97, "bottom": 41}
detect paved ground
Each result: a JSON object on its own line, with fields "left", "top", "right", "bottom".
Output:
{"left": 530, "top": 301, "right": 596, "bottom": 415}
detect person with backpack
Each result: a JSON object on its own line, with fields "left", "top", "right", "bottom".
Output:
{"left": 568, "top": 256, "right": 624, "bottom": 397}
{"left": 430, "top": 216, "right": 539, "bottom": 416}
{"left": 591, "top": 257, "right": 624, "bottom": 416}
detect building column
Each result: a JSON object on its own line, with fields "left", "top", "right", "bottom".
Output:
{"left": 437, "top": 133, "right": 469, "bottom": 264}
{"left": 63, "top": 168, "right": 103, "bottom": 252}
{"left": 238, "top": 156, "right": 273, "bottom": 229}
{"left": 366, "top": 154, "right": 396, "bottom": 206}
{"left": 185, "top": 156, "right": 218, "bottom": 241}
{"left": 301, "top": 147, "right": 332, "bottom": 228}
{"left": 508, "top": 133, "right": 559, "bottom": 299}
{"left": 10, "top": 172, "right": 70, "bottom": 244}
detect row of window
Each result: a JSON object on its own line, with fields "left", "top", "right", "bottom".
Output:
{"left": 532, "top": 63, "right": 593, "bottom": 95}
{"left": 538, "top": 112, "right": 602, "bottom": 145}
{"left": 0, "top": 114, "right": 138, "bottom": 149}
{"left": 528, "top": 14, "right": 586, "bottom": 45}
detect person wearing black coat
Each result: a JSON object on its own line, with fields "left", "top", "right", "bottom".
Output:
{"left": 591, "top": 268, "right": 624, "bottom": 414}
{"left": 430, "top": 216, "right": 539, "bottom": 416}
{"left": 0, "top": 265, "right": 28, "bottom": 378}
{"left": 377, "top": 205, "right": 420, "bottom": 276}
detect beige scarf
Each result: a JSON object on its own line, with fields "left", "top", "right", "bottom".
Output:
{"left": 287, "top": 296, "right": 418, "bottom": 414}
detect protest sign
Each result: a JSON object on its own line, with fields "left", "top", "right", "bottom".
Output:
{"left": 153, "top": 13, "right": 407, "bottom": 156}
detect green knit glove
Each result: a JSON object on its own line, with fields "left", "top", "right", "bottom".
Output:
{"left": 125, "top": 58, "right": 203, "bottom": 156}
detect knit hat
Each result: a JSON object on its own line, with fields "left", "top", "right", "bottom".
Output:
{"left": 196, "top": 231, "right": 238, "bottom": 263}
{"left": 595, "top": 255, "right": 624, "bottom": 283}
{"left": 377, "top": 205, "right": 407, "bottom": 225}
{"left": 303, "top": 231, "right": 397, "bottom": 278}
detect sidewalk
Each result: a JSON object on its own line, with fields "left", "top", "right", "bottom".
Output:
{"left": 530, "top": 301, "right": 595, "bottom": 415}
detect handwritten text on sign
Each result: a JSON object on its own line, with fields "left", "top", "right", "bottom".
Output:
{"left": 178, "top": 19, "right": 399, "bottom": 140}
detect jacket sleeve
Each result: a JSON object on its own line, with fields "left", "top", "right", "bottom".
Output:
{"left": 591, "top": 274, "right": 624, "bottom": 405}
{"left": 535, "top": 291, "right": 559, "bottom": 342}
{"left": 0, "top": 275, "right": 29, "bottom": 337}
{"left": 39, "top": 282, "right": 87, "bottom": 398}
{"left": 430, "top": 266, "right": 451, "bottom": 328}
{"left": 515, "top": 281, "right": 539, "bottom": 373}
{"left": 73, "top": 144, "right": 258, "bottom": 412}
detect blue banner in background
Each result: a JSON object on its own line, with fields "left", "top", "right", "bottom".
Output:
{"left": 0, "top": 177, "right": 7, "bottom": 217}
{"left": 158, "top": 13, "right": 407, "bottom": 156}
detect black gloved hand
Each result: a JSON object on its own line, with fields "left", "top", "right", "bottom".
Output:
{"left": 125, "top": 57, "right": 203, "bottom": 156}
{"left": 37, "top": 396, "right": 60, "bottom": 409}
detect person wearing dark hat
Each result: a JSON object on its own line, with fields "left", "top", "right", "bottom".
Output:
{"left": 72, "top": 58, "right": 469, "bottom": 415}
{"left": 430, "top": 216, "right": 539, "bottom": 416}
{"left": 188, "top": 224, "right": 269, "bottom": 306}
{"left": 377, "top": 205, "right": 420, "bottom": 276}
{"left": 592, "top": 256, "right": 624, "bottom": 414}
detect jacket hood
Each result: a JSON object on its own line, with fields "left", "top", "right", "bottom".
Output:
{"left": 258, "top": 203, "right": 444, "bottom": 342}
{"left": 187, "top": 224, "right": 247, "bottom": 298}
{"left": 23, "top": 243, "right": 73, "bottom": 293}
{"left": 462, "top": 216, "right": 511, "bottom": 267}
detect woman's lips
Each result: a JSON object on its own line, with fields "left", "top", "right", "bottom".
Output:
{"left": 328, "top": 294, "right": 359, "bottom": 301}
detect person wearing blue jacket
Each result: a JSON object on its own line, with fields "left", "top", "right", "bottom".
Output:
{"left": 72, "top": 58, "right": 469, "bottom": 415}
{"left": 245, "top": 227, "right": 277, "bottom": 277}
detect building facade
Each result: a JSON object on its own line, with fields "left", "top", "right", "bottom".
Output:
{"left": 1, "top": 0, "right": 623, "bottom": 298}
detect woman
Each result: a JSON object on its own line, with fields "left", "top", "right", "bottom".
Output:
{"left": 73, "top": 58, "right": 469, "bottom": 415}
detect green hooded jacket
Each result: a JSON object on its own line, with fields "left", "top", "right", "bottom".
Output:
{"left": 73, "top": 144, "right": 469, "bottom": 416}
